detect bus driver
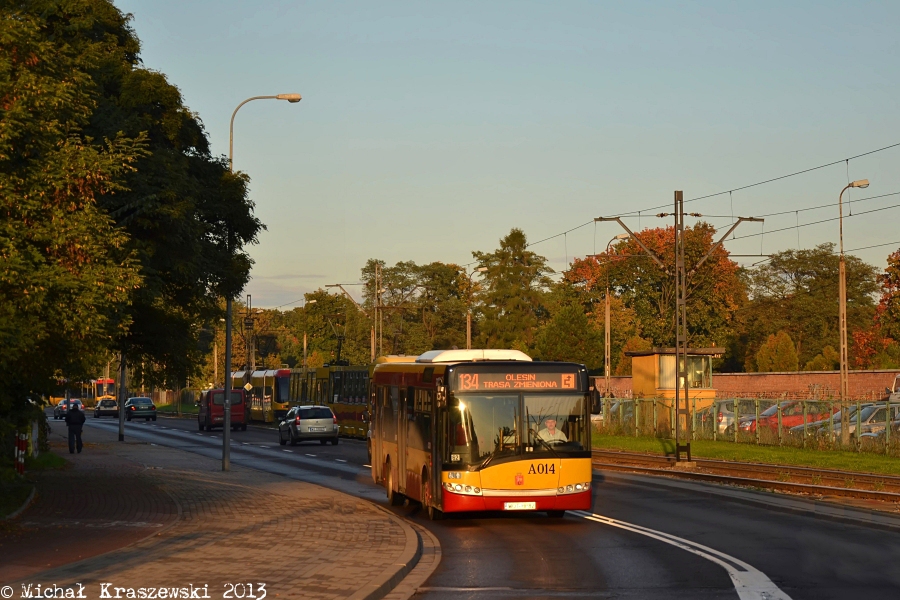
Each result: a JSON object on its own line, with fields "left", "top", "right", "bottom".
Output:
{"left": 538, "top": 418, "right": 567, "bottom": 443}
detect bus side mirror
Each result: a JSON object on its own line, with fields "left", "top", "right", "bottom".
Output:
{"left": 361, "top": 412, "right": 368, "bottom": 423}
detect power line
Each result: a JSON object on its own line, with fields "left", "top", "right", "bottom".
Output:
{"left": 525, "top": 140, "right": 900, "bottom": 250}
{"left": 728, "top": 201, "right": 900, "bottom": 241}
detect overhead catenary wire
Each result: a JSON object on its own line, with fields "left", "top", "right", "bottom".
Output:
{"left": 524, "top": 140, "right": 900, "bottom": 250}
{"left": 729, "top": 202, "right": 900, "bottom": 242}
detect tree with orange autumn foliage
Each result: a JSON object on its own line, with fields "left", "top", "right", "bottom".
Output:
{"left": 566, "top": 223, "right": 744, "bottom": 352}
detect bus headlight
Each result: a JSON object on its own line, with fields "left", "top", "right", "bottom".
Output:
{"left": 443, "top": 482, "right": 482, "bottom": 496}
{"left": 558, "top": 482, "right": 592, "bottom": 495}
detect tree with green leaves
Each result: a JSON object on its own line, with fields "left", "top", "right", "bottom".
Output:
{"left": 740, "top": 244, "right": 878, "bottom": 371}
{"left": 1, "top": 2, "right": 144, "bottom": 426}
{"left": 472, "top": 229, "right": 553, "bottom": 351}
{"left": 533, "top": 305, "right": 603, "bottom": 369}
{"left": 755, "top": 330, "right": 799, "bottom": 372}
{"left": 23, "top": 0, "right": 263, "bottom": 389}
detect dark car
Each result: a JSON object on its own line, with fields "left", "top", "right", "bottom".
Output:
{"left": 54, "top": 399, "right": 84, "bottom": 420}
{"left": 278, "top": 405, "right": 338, "bottom": 446}
{"left": 94, "top": 399, "right": 119, "bottom": 418}
{"left": 124, "top": 397, "right": 157, "bottom": 421}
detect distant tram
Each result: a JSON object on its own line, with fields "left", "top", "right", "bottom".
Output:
{"left": 370, "top": 349, "right": 593, "bottom": 519}
{"left": 288, "top": 365, "right": 370, "bottom": 439}
{"left": 231, "top": 369, "right": 292, "bottom": 423}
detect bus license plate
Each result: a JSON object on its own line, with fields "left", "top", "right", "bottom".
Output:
{"left": 503, "top": 502, "right": 536, "bottom": 511}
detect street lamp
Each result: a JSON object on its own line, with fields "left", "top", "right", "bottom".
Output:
{"left": 466, "top": 267, "right": 488, "bottom": 350}
{"left": 838, "top": 178, "right": 869, "bottom": 447}
{"left": 603, "top": 234, "right": 630, "bottom": 397}
{"left": 302, "top": 299, "right": 317, "bottom": 370}
{"left": 222, "top": 93, "right": 301, "bottom": 471}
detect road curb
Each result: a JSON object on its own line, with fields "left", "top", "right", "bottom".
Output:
{"left": 598, "top": 468, "right": 900, "bottom": 533}
{"left": 3, "top": 484, "right": 36, "bottom": 521}
{"left": 348, "top": 503, "right": 422, "bottom": 600}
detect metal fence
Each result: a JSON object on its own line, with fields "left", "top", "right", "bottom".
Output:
{"left": 154, "top": 389, "right": 199, "bottom": 416}
{"left": 592, "top": 397, "right": 900, "bottom": 456}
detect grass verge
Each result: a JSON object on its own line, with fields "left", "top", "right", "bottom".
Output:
{"left": 592, "top": 433, "right": 900, "bottom": 477}
{"left": 156, "top": 404, "right": 198, "bottom": 416}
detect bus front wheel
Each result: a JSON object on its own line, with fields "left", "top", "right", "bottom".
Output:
{"left": 422, "top": 476, "right": 442, "bottom": 521}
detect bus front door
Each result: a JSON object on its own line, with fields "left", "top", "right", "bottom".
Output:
{"left": 398, "top": 387, "right": 408, "bottom": 495}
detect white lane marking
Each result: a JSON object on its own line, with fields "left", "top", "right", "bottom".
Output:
{"left": 335, "top": 459, "right": 346, "bottom": 463}
{"left": 572, "top": 510, "right": 791, "bottom": 600}
{"left": 283, "top": 450, "right": 293, "bottom": 453}
{"left": 305, "top": 454, "right": 316, "bottom": 457}
{"left": 362, "top": 464, "right": 372, "bottom": 468}
{"left": 259, "top": 446, "right": 270, "bottom": 449}
{"left": 195, "top": 433, "right": 204, "bottom": 436}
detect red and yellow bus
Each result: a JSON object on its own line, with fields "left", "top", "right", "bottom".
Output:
{"left": 371, "top": 350, "right": 593, "bottom": 519}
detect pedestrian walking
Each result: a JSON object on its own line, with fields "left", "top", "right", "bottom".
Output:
{"left": 65, "top": 403, "right": 86, "bottom": 454}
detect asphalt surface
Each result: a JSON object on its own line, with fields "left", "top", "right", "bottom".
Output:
{"left": 77, "top": 412, "right": 900, "bottom": 600}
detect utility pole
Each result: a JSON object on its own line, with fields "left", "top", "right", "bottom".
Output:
{"left": 244, "top": 295, "right": 255, "bottom": 372}
{"left": 596, "top": 196, "right": 762, "bottom": 462}
{"left": 117, "top": 353, "right": 127, "bottom": 442}
{"left": 674, "top": 191, "right": 690, "bottom": 462}
{"left": 838, "top": 179, "right": 870, "bottom": 447}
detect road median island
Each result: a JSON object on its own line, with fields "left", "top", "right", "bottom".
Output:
{"left": 1, "top": 424, "right": 422, "bottom": 600}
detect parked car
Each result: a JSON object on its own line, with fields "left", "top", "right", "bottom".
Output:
{"left": 124, "top": 397, "right": 157, "bottom": 421}
{"left": 859, "top": 418, "right": 900, "bottom": 443}
{"left": 93, "top": 399, "right": 119, "bottom": 418}
{"left": 197, "top": 389, "right": 247, "bottom": 431}
{"left": 787, "top": 403, "right": 870, "bottom": 438}
{"left": 701, "top": 400, "right": 757, "bottom": 435}
{"left": 278, "top": 405, "right": 338, "bottom": 446}
{"left": 739, "top": 400, "right": 835, "bottom": 434}
{"left": 54, "top": 399, "right": 84, "bottom": 420}
{"left": 826, "top": 403, "right": 900, "bottom": 438}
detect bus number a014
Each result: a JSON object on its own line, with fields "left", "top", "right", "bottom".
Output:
{"left": 528, "top": 463, "right": 555, "bottom": 475}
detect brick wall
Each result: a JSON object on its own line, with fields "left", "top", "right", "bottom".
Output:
{"left": 591, "top": 370, "right": 897, "bottom": 401}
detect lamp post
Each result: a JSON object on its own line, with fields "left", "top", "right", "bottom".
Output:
{"left": 302, "top": 299, "right": 317, "bottom": 370}
{"left": 466, "top": 267, "right": 488, "bottom": 349}
{"left": 222, "top": 93, "right": 301, "bottom": 471}
{"left": 603, "top": 234, "right": 630, "bottom": 397}
{"left": 838, "top": 178, "right": 869, "bottom": 447}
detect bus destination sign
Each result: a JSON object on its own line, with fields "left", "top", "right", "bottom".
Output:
{"left": 455, "top": 372, "right": 578, "bottom": 392}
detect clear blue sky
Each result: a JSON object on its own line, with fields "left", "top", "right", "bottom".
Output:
{"left": 116, "top": 0, "right": 900, "bottom": 307}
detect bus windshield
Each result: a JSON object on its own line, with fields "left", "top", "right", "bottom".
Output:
{"left": 449, "top": 395, "right": 518, "bottom": 466}
{"left": 448, "top": 393, "right": 587, "bottom": 467}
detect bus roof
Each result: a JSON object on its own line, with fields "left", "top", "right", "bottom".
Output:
{"left": 416, "top": 349, "right": 532, "bottom": 363}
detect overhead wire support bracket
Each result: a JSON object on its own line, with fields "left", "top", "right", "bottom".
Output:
{"left": 687, "top": 216, "right": 764, "bottom": 278}
{"left": 594, "top": 216, "right": 669, "bottom": 274}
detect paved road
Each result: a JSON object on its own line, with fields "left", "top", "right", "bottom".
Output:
{"left": 80, "top": 414, "right": 900, "bottom": 599}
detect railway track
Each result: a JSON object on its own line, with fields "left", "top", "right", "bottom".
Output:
{"left": 592, "top": 449, "right": 900, "bottom": 502}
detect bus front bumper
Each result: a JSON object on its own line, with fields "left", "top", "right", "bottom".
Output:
{"left": 441, "top": 489, "right": 592, "bottom": 513}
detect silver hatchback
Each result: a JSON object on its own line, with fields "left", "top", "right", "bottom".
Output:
{"left": 278, "top": 406, "right": 339, "bottom": 446}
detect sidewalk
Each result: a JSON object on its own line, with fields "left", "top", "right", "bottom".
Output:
{"left": 0, "top": 425, "right": 420, "bottom": 599}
